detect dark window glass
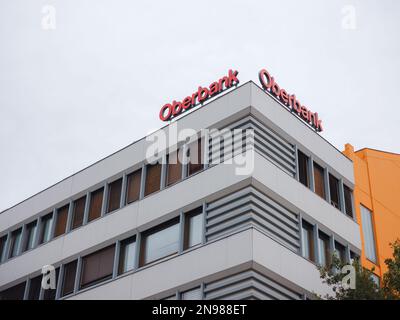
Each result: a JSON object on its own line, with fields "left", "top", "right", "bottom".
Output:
{"left": 144, "top": 163, "right": 162, "bottom": 196}
{"left": 183, "top": 207, "right": 203, "bottom": 250}
{"left": 344, "top": 185, "right": 354, "bottom": 218}
{"left": 38, "top": 213, "right": 53, "bottom": 245}
{"left": 0, "top": 235, "right": 7, "bottom": 262}
{"left": 167, "top": 150, "right": 182, "bottom": 186}
{"left": 350, "top": 251, "right": 360, "bottom": 264}
{"left": 318, "top": 232, "right": 331, "bottom": 267}
{"left": 329, "top": 174, "right": 340, "bottom": 209}
{"left": 9, "top": 228, "right": 22, "bottom": 258}
{"left": 126, "top": 169, "right": 141, "bottom": 204}
{"left": 107, "top": 179, "right": 122, "bottom": 214}
{"left": 313, "top": 162, "right": 325, "bottom": 199}
{"left": 118, "top": 237, "right": 136, "bottom": 275}
{"left": 80, "top": 245, "right": 115, "bottom": 289}
{"left": 335, "top": 241, "right": 347, "bottom": 264}
{"left": 301, "top": 220, "right": 315, "bottom": 262}
{"left": 61, "top": 260, "right": 77, "bottom": 297}
{"left": 54, "top": 205, "right": 69, "bottom": 237}
{"left": 88, "top": 188, "right": 104, "bottom": 222}
{"left": 298, "top": 150, "right": 309, "bottom": 187}
{"left": 188, "top": 138, "right": 203, "bottom": 176}
{"left": 43, "top": 267, "right": 59, "bottom": 300}
{"left": 71, "top": 196, "right": 86, "bottom": 230}
{"left": 23, "top": 221, "right": 37, "bottom": 252}
{"left": 0, "top": 282, "right": 26, "bottom": 300}
{"left": 140, "top": 219, "right": 180, "bottom": 266}
{"left": 28, "top": 275, "right": 42, "bottom": 300}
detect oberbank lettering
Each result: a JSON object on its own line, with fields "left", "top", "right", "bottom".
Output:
{"left": 159, "top": 67, "right": 323, "bottom": 132}
{"left": 159, "top": 69, "right": 239, "bottom": 121}
{"left": 258, "top": 69, "right": 323, "bottom": 132}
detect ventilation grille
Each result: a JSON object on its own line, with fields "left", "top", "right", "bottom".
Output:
{"left": 206, "top": 187, "right": 300, "bottom": 253}
{"left": 204, "top": 270, "right": 302, "bottom": 300}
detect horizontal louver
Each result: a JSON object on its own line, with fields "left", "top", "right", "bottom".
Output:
{"left": 204, "top": 270, "right": 302, "bottom": 300}
{"left": 206, "top": 187, "right": 300, "bottom": 252}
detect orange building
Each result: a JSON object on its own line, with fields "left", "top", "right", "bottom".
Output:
{"left": 343, "top": 144, "right": 400, "bottom": 282}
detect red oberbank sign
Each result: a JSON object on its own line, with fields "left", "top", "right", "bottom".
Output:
{"left": 159, "top": 68, "right": 323, "bottom": 132}
{"left": 159, "top": 69, "right": 239, "bottom": 121}
{"left": 258, "top": 69, "right": 323, "bottom": 132}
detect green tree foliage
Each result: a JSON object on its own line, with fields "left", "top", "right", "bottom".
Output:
{"left": 317, "top": 254, "right": 384, "bottom": 300}
{"left": 317, "top": 239, "right": 400, "bottom": 300}
{"left": 382, "top": 239, "right": 400, "bottom": 299}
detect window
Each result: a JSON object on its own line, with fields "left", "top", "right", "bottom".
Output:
{"left": 140, "top": 219, "right": 180, "bottom": 266}
{"left": 0, "top": 282, "right": 26, "bottom": 300}
{"left": 313, "top": 162, "right": 325, "bottom": 199}
{"left": 188, "top": 138, "right": 203, "bottom": 176}
{"left": 9, "top": 228, "right": 22, "bottom": 258}
{"left": 88, "top": 187, "right": 104, "bottom": 222}
{"left": 183, "top": 207, "right": 203, "bottom": 250}
{"left": 43, "top": 267, "right": 59, "bottom": 300}
{"left": 38, "top": 213, "right": 53, "bottom": 245}
{"left": 23, "top": 221, "right": 37, "bottom": 252}
{"left": 71, "top": 196, "right": 86, "bottom": 230}
{"left": 166, "top": 150, "right": 182, "bottom": 186}
{"left": 350, "top": 251, "right": 360, "bottom": 264}
{"left": 370, "top": 273, "right": 380, "bottom": 287}
{"left": 61, "top": 260, "right": 77, "bottom": 297}
{"left": 144, "top": 163, "right": 162, "bottom": 196}
{"left": 318, "top": 232, "right": 330, "bottom": 267}
{"left": 297, "top": 150, "right": 310, "bottom": 187}
{"left": 118, "top": 236, "right": 136, "bottom": 275}
{"left": 301, "top": 220, "right": 315, "bottom": 262}
{"left": 329, "top": 174, "right": 341, "bottom": 209}
{"left": 54, "top": 204, "right": 69, "bottom": 238}
{"left": 343, "top": 185, "right": 354, "bottom": 218}
{"left": 360, "top": 205, "right": 377, "bottom": 263}
{"left": 126, "top": 169, "right": 141, "bottom": 204}
{"left": 80, "top": 245, "right": 115, "bottom": 289}
{"left": 335, "top": 241, "right": 347, "bottom": 263}
{"left": 107, "top": 178, "right": 122, "bottom": 214}
{"left": 181, "top": 287, "right": 202, "bottom": 300}
{"left": 0, "top": 235, "right": 8, "bottom": 262}
{"left": 28, "top": 275, "right": 42, "bottom": 300}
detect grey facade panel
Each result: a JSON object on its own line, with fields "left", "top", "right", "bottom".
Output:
{"left": 206, "top": 187, "right": 300, "bottom": 252}
{"left": 208, "top": 115, "right": 296, "bottom": 177}
{"left": 204, "top": 270, "right": 302, "bottom": 300}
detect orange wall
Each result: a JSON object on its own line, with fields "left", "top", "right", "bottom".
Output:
{"left": 343, "top": 144, "right": 400, "bottom": 278}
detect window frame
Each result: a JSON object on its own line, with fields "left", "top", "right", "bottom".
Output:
{"left": 183, "top": 207, "right": 204, "bottom": 250}
{"left": 360, "top": 204, "right": 378, "bottom": 263}
{"left": 301, "top": 220, "right": 315, "bottom": 262}
{"left": 125, "top": 169, "right": 142, "bottom": 204}
{"left": 80, "top": 245, "right": 115, "bottom": 290}
{"left": 88, "top": 187, "right": 104, "bottom": 223}
{"left": 118, "top": 236, "right": 137, "bottom": 275}
{"left": 144, "top": 162, "right": 162, "bottom": 197}
{"left": 313, "top": 161, "right": 326, "bottom": 199}
{"left": 139, "top": 218, "right": 180, "bottom": 267}
{"left": 8, "top": 227, "right": 23, "bottom": 259}
{"left": 71, "top": 195, "right": 86, "bottom": 230}
{"left": 328, "top": 173, "right": 341, "bottom": 209}
{"left": 38, "top": 213, "right": 54, "bottom": 245}
{"left": 106, "top": 178, "right": 123, "bottom": 214}
{"left": 297, "top": 150, "right": 310, "bottom": 188}
{"left": 54, "top": 204, "right": 69, "bottom": 238}
{"left": 22, "top": 221, "right": 38, "bottom": 253}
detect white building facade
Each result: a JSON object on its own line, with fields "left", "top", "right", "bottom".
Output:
{"left": 0, "top": 81, "right": 361, "bottom": 300}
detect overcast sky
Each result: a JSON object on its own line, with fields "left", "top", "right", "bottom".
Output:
{"left": 0, "top": 0, "right": 399, "bottom": 212}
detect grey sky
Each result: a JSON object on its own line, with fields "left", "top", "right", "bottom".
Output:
{"left": 0, "top": 0, "right": 399, "bottom": 212}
